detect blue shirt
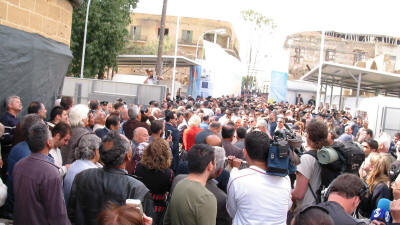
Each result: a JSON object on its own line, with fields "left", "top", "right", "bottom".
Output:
{"left": 199, "top": 122, "right": 209, "bottom": 130}
{"left": 4, "top": 141, "right": 31, "bottom": 213}
{"left": 63, "top": 159, "right": 98, "bottom": 204}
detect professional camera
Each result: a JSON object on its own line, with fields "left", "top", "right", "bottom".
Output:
{"left": 266, "top": 127, "right": 301, "bottom": 177}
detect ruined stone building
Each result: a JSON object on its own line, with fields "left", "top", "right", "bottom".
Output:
{"left": 284, "top": 31, "right": 400, "bottom": 80}
{"left": 117, "top": 13, "right": 240, "bottom": 87}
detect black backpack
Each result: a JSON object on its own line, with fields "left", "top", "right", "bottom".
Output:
{"left": 305, "top": 141, "right": 365, "bottom": 203}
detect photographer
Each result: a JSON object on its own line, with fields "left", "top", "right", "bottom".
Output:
{"left": 226, "top": 131, "right": 292, "bottom": 224}
{"left": 292, "top": 119, "right": 328, "bottom": 213}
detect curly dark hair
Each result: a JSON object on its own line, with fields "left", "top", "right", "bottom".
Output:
{"left": 140, "top": 138, "right": 171, "bottom": 171}
{"left": 306, "top": 119, "right": 328, "bottom": 149}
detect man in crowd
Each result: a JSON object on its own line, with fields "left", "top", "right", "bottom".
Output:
{"left": 3, "top": 114, "right": 43, "bottom": 217}
{"left": 68, "top": 131, "right": 154, "bottom": 225}
{"left": 95, "top": 114, "right": 120, "bottom": 139}
{"left": 0, "top": 96, "right": 22, "bottom": 180}
{"left": 92, "top": 110, "right": 106, "bottom": 132}
{"left": 318, "top": 173, "right": 367, "bottom": 225}
{"left": 60, "top": 96, "right": 74, "bottom": 111}
{"left": 126, "top": 127, "right": 149, "bottom": 174}
{"left": 13, "top": 123, "right": 70, "bottom": 224}
{"left": 267, "top": 111, "right": 277, "bottom": 135}
{"left": 49, "top": 122, "right": 72, "bottom": 177}
{"left": 200, "top": 115, "right": 210, "bottom": 129}
{"left": 165, "top": 111, "right": 180, "bottom": 171}
{"left": 149, "top": 120, "right": 164, "bottom": 143}
{"left": 227, "top": 131, "right": 292, "bottom": 224}
{"left": 47, "top": 106, "right": 69, "bottom": 130}
{"left": 292, "top": 119, "right": 328, "bottom": 213}
{"left": 337, "top": 125, "right": 354, "bottom": 142}
{"left": 222, "top": 125, "right": 243, "bottom": 159}
{"left": 377, "top": 133, "right": 396, "bottom": 163}
{"left": 195, "top": 121, "right": 222, "bottom": 144}
{"left": 123, "top": 105, "right": 150, "bottom": 140}
{"left": 27, "top": 101, "right": 47, "bottom": 120}
{"left": 171, "top": 146, "right": 231, "bottom": 225}
{"left": 164, "top": 144, "right": 217, "bottom": 225}
{"left": 234, "top": 127, "right": 246, "bottom": 151}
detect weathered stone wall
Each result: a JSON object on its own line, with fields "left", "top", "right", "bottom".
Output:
{"left": 285, "top": 31, "right": 400, "bottom": 80}
{"left": 0, "top": 0, "right": 73, "bottom": 46}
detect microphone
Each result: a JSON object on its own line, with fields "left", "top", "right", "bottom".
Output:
{"left": 370, "top": 198, "right": 391, "bottom": 224}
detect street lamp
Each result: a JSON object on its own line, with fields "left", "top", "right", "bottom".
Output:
{"left": 80, "top": 0, "right": 92, "bottom": 79}
{"left": 195, "top": 28, "right": 226, "bottom": 60}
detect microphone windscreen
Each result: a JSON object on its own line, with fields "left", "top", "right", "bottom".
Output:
{"left": 377, "top": 198, "right": 391, "bottom": 211}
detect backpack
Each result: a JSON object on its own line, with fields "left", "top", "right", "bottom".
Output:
{"left": 305, "top": 141, "right": 365, "bottom": 203}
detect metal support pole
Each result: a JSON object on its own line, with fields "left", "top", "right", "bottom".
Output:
{"left": 171, "top": 16, "right": 180, "bottom": 100}
{"left": 324, "top": 83, "right": 328, "bottom": 106}
{"left": 214, "top": 32, "right": 217, "bottom": 44}
{"left": 316, "top": 30, "right": 325, "bottom": 108}
{"left": 80, "top": 0, "right": 92, "bottom": 79}
{"left": 356, "top": 72, "right": 362, "bottom": 109}
{"left": 339, "top": 86, "right": 343, "bottom": 110}
{"left": 155, "top": 0, "right": 168, "bottom": 82}
{"left": 329, "top": 84, "right": 334, "bottom": 109}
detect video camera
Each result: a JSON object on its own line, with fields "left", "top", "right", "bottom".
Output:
{"left": 266, "top": 127, "right": 302, "bottom": 177}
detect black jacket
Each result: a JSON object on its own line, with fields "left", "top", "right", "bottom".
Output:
{"left": 68, "top": 167, "right": 155, "bottom": 225}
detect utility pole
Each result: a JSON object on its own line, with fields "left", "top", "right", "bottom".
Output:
{"left": 155, "top": 0, "right": 168, "bottom": 82}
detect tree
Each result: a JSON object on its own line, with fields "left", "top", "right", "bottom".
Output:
{"left": 69, "top": 0, "right": 138, "bottom": 79}
{"left": 241, "top": 9, "right": 276, "bottom": 91}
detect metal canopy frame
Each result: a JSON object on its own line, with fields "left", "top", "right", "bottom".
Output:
{"left": 117, "top": 55, "right": 199, "bottom": 67}
{"left": 300, "top": 62, "right": 400, "bottom": 109}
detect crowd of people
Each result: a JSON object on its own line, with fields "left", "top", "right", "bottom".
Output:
{"left": 0, "top": 94, "right": 400, "bottom": 225}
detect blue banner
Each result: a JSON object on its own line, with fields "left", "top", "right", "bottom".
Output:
{"left": 268, "top": 71, "right": 288, "bottom": 103}
{"left": 188, "top": 65, "right": 202, "bottom": 97}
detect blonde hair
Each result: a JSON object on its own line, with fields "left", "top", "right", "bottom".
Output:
{"left": 366, "top": 153, "right": 391, "bottom": 193}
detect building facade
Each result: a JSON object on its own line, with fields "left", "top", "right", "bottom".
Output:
{"left": 118, "top": 13, "right": 240, "bottom": 87}
{"left": 285, "top": 31, "right": 400, "bottom": 80}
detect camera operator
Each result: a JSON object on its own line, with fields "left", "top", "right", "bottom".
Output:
{"left": 292, "top": 119, "right": 329, "bottom": 213}
{"left": 226, "top": 131, "right": 292, "bottom": 224}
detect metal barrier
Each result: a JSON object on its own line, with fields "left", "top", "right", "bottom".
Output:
{"left": 62, "top": 77, "right": 166, "bottom": 105}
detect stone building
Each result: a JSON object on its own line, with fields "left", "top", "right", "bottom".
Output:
{"left": 118, "top": 13, "right": 240, "bottom": 86}
{"left": 0, "top": 0, "right": 80, "bottom": 115}
{"left": 285, "top": 31, "right": 400, "bottom": 80}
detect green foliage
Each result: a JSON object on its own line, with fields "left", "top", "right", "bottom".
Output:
{"left": 242, "top": 76, "right": 257, "bottom": 90}
{"left": 120, "top": 36, "right": 174, "bottom": 55}
{"left": 70, "top": 0, "right": 138, "bottom": 79}
{"left": 241, "top": 9, "right": 276, "bottom": 29}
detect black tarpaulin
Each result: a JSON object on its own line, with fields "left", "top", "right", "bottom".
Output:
{"left": 0, "top": 25, "right": 73, "bottom": 117}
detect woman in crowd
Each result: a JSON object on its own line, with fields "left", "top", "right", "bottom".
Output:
{"left": 61, "top": 104, "right": 91, "bottom": 165}
{"left": 182, "top": 115, "right": 202, "bottom": 151}
{"left": 134, "top": 138, "right": 174, "bottom": 225}
{"left": 359, "top": 153, "right": 392, "bottom": 217}
{"left": 63, "top": 133, "right": 101, "bottom": 203}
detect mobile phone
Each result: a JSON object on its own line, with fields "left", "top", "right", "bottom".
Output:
{"left": 126, "top": 199, "right": 143, "bottom": 215}
{"left": 165, "top": 130, "right": 172, "bottom": 139}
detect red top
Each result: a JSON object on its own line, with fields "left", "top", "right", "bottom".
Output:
{"left": 183, "top": 126, "right": 203, "bottom": 151}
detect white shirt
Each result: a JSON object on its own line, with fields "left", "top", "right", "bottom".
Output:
{"left": 227, "top": 165, "right": 292, "bottom": 225}
{"left": 49, "top": 148, "right": 68, "bottom": 177}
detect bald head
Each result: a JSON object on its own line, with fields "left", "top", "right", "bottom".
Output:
{"left": 133, "top": 127, "right": 149, "bottom": 143}
{"left": 94, "top": 110, "right": 106, "bottom": 125}
{"left": 205, "top": 134, "right": 222, "bottom": 147}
